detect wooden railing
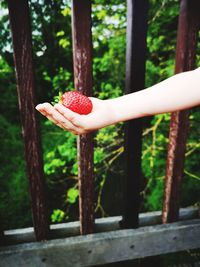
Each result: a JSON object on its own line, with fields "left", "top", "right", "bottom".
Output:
{"left": 7, "top": 0, "right": 49, "bottom": 241}
{"left": 71, "top": 0, "right": 94, "bottom": 235}
{"left": 122, "top": 0, "right": 148, "bottom": 229}
{"left": 163, "top": 0, "right": 200, "bottom": 224}
{"left": 0, "top": 0, "right": 200, "bottom": 266}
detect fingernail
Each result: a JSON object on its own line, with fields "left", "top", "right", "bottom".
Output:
{"left": 35, "top": 104, "right": 41, "bottom": 110}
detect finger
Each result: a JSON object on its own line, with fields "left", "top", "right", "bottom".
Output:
{"left": 36, "top": 103, "right": 85, "bottom": 134}
{"left": 36, "top": 103, "right": 58, "bottom": 118}
{"left": 38, "top": 103, "right": 82, "bottom": 132}
{"left": 46, "top": 115, "right": 60, "bottom": 126}
{"left": 54, "top": 104, "right": 82, "bottom": 127}
{"left": 37, "top": 103, "right": 68, "bottom": 124}
{"left": 46, "top": 114, "right": 79, "bottom": 134}
{"left": 35, "top": 104, "right": 48, "bottom": 116}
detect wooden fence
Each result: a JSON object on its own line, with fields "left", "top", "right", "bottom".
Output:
{"left": 0, "top": 0, "right": 200, "bottom": 266}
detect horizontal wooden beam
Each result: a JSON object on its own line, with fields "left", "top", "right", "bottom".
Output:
{"left": 3, "top": 207, "right": 198, "bottom": 246}
{"left": 1, "top": 218, "right": 200, "bottom": 267}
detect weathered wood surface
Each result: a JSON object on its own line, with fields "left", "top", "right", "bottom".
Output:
{"left": 3, "top": 207, "right": 198, "bottom": 246}
{"left": 7, "top": 0, "right": 49, "bottom": 240}
{"left": 71, "top": 0, "right": 94, "bottom": 235}
{"left": 122, "top": 0, "right": 148, "bottom": 229}
{"left": 1, "top": 219, "right": 200, "bottom": 267}
{"left": 162, "top": 0, "right": 200, "bottom": 223}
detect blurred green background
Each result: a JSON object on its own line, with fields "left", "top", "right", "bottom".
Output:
{"left": 0, "top": 0, "right": 199, "bottom": 230}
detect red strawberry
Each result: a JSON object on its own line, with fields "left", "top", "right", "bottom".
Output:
{"left": 61, "top": 91, "right": 93, "bottom": 115}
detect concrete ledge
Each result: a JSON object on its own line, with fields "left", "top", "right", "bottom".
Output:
{"left": 3, "top": 206, "right": 199, "bottom": 245}
{"left": 0, "top": 218, "right": 200, "bottom": 267}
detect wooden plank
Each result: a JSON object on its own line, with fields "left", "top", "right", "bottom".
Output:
{"left": 162, "top": 0, "right": 200, "bottom": 223}
{"left": 122, "top": 0, "right": 149, "bottom": 228}
{"left": 1, "top": 219, "right": 200, "bottom": 267}
{"left": 7, "top": 0, "right": 49, "bottom": 240}
{"left": 3, "top": 207, "right": 198, "bottom": 246}
{"left": 71, "top": 0, "right": 94, "bottom": 235}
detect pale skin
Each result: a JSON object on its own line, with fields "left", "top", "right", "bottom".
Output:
{"left": 36, "top": 68, "right": 200, "bottom": 135}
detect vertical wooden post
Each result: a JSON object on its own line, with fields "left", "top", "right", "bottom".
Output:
{"left": 71, "top": 0, "right": 94, "bottom": 235}
{"left": 7, "top": 0, "right": 49, "bottom": 240}
{"left": 162, "top": 0, "right": 200, "bottom": 223}
{"left": 121, "top": 0, "right": 148, "bottom": 229}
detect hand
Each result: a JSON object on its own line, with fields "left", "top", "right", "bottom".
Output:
{"left": 35, "top": 97, "right": 116, "bottom": 135}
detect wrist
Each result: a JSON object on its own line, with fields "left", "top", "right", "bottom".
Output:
{"left": 104, "top": 98, "right": 122, "bottom": 125}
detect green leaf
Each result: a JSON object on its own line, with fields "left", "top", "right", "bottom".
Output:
{"left": 67, "top": 188, "right": 79, "bottom": 204}
{"left": 56, "top": 30, "right": 65, "bottom": 37}
{"left": 51, "top": 209, "right": 65, "bottom": 223}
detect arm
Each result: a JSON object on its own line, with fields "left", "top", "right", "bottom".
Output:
{"left": 107, "top": 67, "right": 200, "bottom": 121}
{"left": 36, "top": 68, "right": 200, "bottom": 135}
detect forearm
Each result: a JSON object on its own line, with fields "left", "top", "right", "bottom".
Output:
{"left": 107, "top": 68, "right": 200, "bottom": 123}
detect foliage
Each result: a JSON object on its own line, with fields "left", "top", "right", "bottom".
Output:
{"left": 51, "top": 209, "right": 66, "bottom": 223}
{"left": 0, "top": 55, "right": 31, "bottom": 229}
{"left": 0, "top": 0, "right": 199, "bottom": 229}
